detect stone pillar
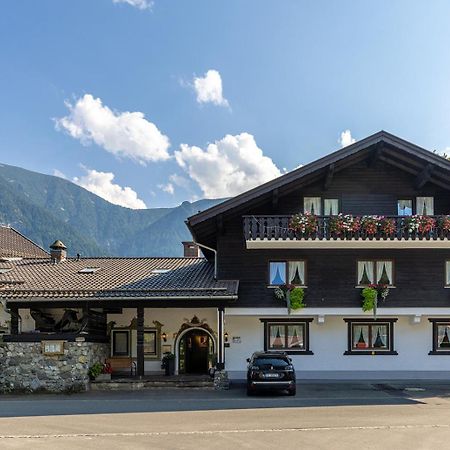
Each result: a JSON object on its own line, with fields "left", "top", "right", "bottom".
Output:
{"left": 217, "top": 307, "right": 225, "bottom": 370}
{"left": 136, "top": 306, "right": 144, "bottom": 378}
{"left": 10, "top": 307, "right": 19, "bottom": 335}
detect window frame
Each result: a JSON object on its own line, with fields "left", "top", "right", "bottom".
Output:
{"left": 143, "top": 328, "right": 161, "bottom": 360}
{"left": 111, "top": 329, "right": 130, "bottom": 357}
{"left": 303, "top": 196, "right": 322, "bottom": 215}
{"left": 429, "top": 319, "right": 450, "bottom": 355}
{"left": 356, "top": 259, "right": 395, "bottom": 287}
{"left": 416, "top": 196, "right": 434, "bottom": 215}
{"left": 344, "top": 319, "right": 397, "bottom": 355}
{"left": 268, "top": 260, "right": 307, "bottom": 287}
{"left": 260, "top": 318, "right": 313, "bottom": 355}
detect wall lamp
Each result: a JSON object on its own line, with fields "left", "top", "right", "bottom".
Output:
{"left": 224, "top": 332, "right": 229, "bottom": 343}
{"left": 162, "top": 332, "right": 167, "bottom": 342}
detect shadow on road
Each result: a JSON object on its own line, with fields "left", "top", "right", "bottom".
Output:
{"left": 0, "top": 381, "right": 443, "bottom": 418}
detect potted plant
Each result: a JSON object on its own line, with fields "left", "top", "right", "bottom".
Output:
{"left": 161, "top": 352, "right": 175, "bottom": 376}
{"left": 273, "top": 285, "right": 306, "bottom": 313}
{"left": 88, "top": 362, "right": 112, "bottom": 381}
{"left": 361, "top": 284, "right": 389, "bottom": 318}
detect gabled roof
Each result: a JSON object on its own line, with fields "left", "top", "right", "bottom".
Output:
{"left": 0, "top": 256, "right": 238, "bottom": 301}
{"left": 0, "top": 226, "right": 49, "bottom": 259}
{"left": 187, "top": 130, "right": 450, "bottom": 229}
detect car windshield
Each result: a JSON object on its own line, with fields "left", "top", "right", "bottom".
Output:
{"left": 253, "top": 357, "right": 289, "bottom": 369}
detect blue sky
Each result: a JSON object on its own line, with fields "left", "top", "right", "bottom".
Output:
{"left": 1, "top": 1, "right": 450, "bottom": 208}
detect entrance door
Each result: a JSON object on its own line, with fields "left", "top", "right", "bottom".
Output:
{"left": 181, "top": 330, "right": 210, "bottom": 374}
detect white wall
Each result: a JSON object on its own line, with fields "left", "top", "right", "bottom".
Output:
{"left": 224, "top": 315, "right": 450, "bottom": 380}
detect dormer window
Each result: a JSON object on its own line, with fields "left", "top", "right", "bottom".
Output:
{"left": 416, "top": 197, "right": 434, "bottom": 215}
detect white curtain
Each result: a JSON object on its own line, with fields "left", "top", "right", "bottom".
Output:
{"left": 446, "top": 261, "right": 450, "bottom": 286}
{"left": 324, "top": 199, "right": 339, "bottom": 215}
{"left": 288, "top": 261, "right": 305, "bottom": 286}
{"left": 376, "top": 260, "right": 392, "bottom": 285}
{"left": 304, "top": 197, "right": 321, "bottom": 215}
{"left": 358, "top": 261, "right": 374, "bottom": 285}
{"left": 398, "top": 200, "right": 412, "bottom": 216}
{"left": 416, "top": 197, "right": 434, "bottom": 215}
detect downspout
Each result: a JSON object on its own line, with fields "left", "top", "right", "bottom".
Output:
{"left": 193, "top": 241, "right": 218, "bottom": 280}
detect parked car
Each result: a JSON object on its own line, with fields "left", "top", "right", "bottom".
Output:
{"left": 246, "top": 351, "right": 296, "bottom": 396}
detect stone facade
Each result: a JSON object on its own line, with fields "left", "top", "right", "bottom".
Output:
{"left": 0, "top": 341, "right": 109, "bottom": 393}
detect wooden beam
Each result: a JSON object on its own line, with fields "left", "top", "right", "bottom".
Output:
{"left": 367, "top": 142, "right": 383, "bottom": 167}
{"left": 136, "top": 306, "right": 144, "bottom": 378}
{"left": 216, "top": 215, "right": 224, "bottom": 235}
{"left": 415, "top": 163, "right": 434, "bottom": 190}
{"left": 323, "top": 163, "right": 335, "bottom": 191}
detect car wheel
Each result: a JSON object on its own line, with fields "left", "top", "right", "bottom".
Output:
{"left": 287, "top": 387, "right": 296, "bottom": 396}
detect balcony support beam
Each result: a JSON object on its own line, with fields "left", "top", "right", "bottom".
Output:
{"left": 323, "top": 164, "right": 335, "bottom": 191}
{"left": 367, "top": 142, "right": 383, "bottom": 168}
{"left": 415, "top": 163, "right": 434, "bottom": 190}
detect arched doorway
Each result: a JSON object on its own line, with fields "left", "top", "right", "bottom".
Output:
{"left": 178, "top": 328, "right": 214, "bottom": 374}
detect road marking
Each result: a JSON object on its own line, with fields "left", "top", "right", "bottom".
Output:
{"left": 1, "top": 424, "right": 449, "bottom": 439}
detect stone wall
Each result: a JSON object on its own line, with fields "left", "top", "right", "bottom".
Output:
{"left": 0, "top": 341, "right": 109, "bottom": 393}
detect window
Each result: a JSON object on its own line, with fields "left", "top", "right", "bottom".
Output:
{"left": 429, "top": 319, "right": 450, "bottom": 354}
{"left": 416, "top": 197, "right": 434, "bottom": 215}
{"left": 112, "top": 330, "right": 130, "bottom": 356}
{"left": 397, "top": 199, "right": 412, "bottom": 216}
{"left": 304, "top": 197, "right": 321, "bottom": 215}
{"left": 357, "top": 260, "right": 394, "bottom": 286}
{"left": 324, "top": 199, "right": 339, "bottom": 215}
{"left": 260, "top": 319, "right": 313, "bottom": 354}
{"left": 344, "top": 319, "right": 397, "bottom": 355}
{"left": 269, "top": 261, "right": 306, "bottom": 286}
{"left": 144, "top": 330, "right": 158, "bottom": 357}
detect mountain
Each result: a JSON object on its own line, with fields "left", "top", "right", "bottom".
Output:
{"left": 0, "top": 163, "right": 224, "bottom": 257}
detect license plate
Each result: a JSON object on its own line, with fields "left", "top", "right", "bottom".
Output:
{"left": 265, "top": 373, "right": 279, "bottom": 378}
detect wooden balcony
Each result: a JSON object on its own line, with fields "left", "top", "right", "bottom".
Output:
{"left": 243, "top": 215, "right": 450, "bottom": 249}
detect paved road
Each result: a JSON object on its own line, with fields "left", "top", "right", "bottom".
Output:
{"left": 1, "top": 382, "right": 450, "bottom": 449}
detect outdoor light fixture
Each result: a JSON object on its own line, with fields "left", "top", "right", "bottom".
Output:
{"left": 224, "top": 332, "right": 229, "bottom": 343}
{"left": 162, "top": 332, "right": 167, "bottom": 342}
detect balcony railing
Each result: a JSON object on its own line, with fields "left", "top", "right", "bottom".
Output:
{"left": 243, "top": 215, "right": 450, "bottom": 248}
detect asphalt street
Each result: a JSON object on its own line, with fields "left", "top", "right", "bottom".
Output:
{"left": 0, "top": 382, "right": 450, "bottom": 449}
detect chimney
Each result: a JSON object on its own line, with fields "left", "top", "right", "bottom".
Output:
{"left": 182, "top": 241, "right": 201, "bottom": 258}
{"left": 49, "top": 240, "right": 67, "bottom": 263}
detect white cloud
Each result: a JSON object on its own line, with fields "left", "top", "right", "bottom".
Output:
{"left": 55, "top": 94, "right": 170, "bottom": 165}
{"left": 339, "top": 129, "right": 356, "bottom": 148}
{"left": 74, "top": 167, "right": 147, "bottom": 209}
{"left": 169, "top": 173, "right": 191, "bottom": 189}
{"left": 158, "top": 183, "right": 175, "bottom": 195}
{"left": 112, "top": 0, "right": 153, "bottom": 10}
{"left": 193, "top": 70, "right": 229, "bottom": 107}
{"left": 175, "top": 133, "right": 281, "bottom": 198}
{"left": 53, "top": 169, "right": 67, "bottom": 179}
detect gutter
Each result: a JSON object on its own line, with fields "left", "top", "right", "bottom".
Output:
{"left": 193, "top": 241, "right": 218, "bottom": 280}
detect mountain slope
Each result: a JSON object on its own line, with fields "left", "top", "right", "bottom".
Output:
{"left": 0, "top": 163, "right": 224, "bottom": 256}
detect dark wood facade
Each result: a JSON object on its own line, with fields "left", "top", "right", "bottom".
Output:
{"left": 190, "top": 141, "right": 450, "bottom": 310}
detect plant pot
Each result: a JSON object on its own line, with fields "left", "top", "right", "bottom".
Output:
{"left": 164, "top": 358, "right": 175, "bottom": 376}
{"left": 95, "top": 373, "right": 111, "bottom": 382}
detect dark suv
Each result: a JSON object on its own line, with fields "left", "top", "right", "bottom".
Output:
{"left": 246, "top": 352, "right": 296, "bottom": 396}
